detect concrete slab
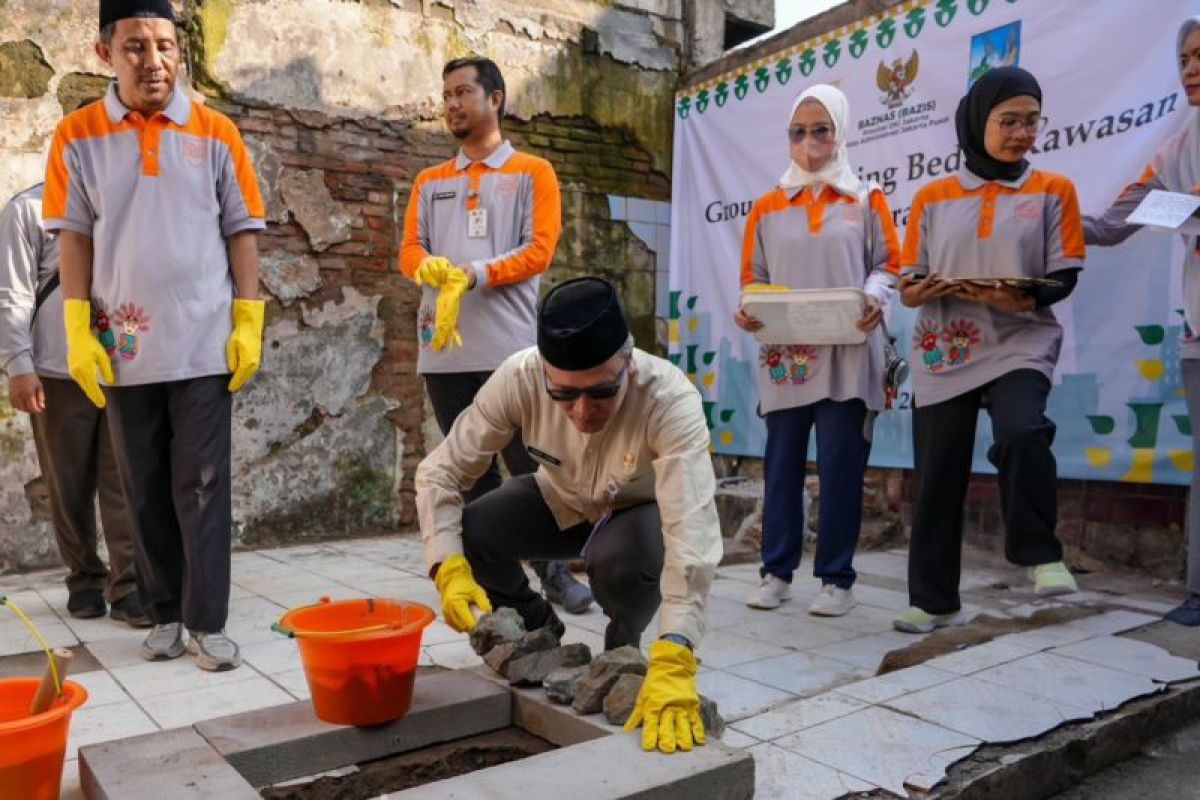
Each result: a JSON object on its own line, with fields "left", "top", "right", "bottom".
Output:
{"left": 194, "top": 667, "right": 510, "bottom": 787}
{"left": 79, "top": 727, "right": 258, "bottom": 800}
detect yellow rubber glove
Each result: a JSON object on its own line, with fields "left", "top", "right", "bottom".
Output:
{"left": 433, "top": 554, "right": 492, "bottom": 632}
{"left": 743, "top": 283, "right": 791, "bottom": 292}
{"left": 414, "top": 256, "right": 455, "bottom": 288}
{"left": 624, "top": 639, "right": 705, "bottom": 754}
{"left": 64, "top": 299, "right": 114, "bottom": 409}
{"left": 227, "top": 298, "right": 266, "bottom": 392}
{"left": 431, "top": 267, "right": 469, "bottom": 351}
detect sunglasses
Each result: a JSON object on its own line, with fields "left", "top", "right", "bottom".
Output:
{"left": 543, "top": 357, "right": 630, "bottom": 402}
{"left": 787, "top": 124, "right": 834, "bottom": 144}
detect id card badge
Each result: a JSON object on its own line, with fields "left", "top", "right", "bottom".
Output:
{"left": 467, "top": 208, "right": 488, "bottom": 238}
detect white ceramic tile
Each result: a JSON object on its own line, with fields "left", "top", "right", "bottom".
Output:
{"left": 885, "top": 676, "right": 1088, "bottom": 742}
{"left": 111, "top": 655, "right": 259, "bottom": 700}
{"left": 2, "top": 590, "right": 62, "bottom": 623}
{"left": 695, "top": 670, "right": 795, "bottom": 721}
{"left": 269, "top": 668, "right": 312, "bottom": 700}
{"left": 726, "top": 652, "right": 870, "bottom": 697}
{"left": 786, "top": 604, "right": 898, "bottom": 636}
{"left": 733, "top": 614, "right": 862, "bottom": 652}
{"left": 847, "top": 582, "right": 911, "bottom": 611}
{"left": 256, "top": 583, "right": 364, "bottom": 609}
{"left": 850, "top": 552, "right": 910, "bottom": 582}
{"left": 226, "top": 595, "right": 288, "bottom": 620}
{"left": 719, "top": 729, "right": 759, "bottom": 748}
{"left": 69, "top": 670, "right": 132, "bottom": 709}
{"left": 60, "top": 757, "right": 84, "bottom": 800}
{"left": 834, "top": 664, "right": 957, "bottom": 705}
{"left": 1051, "top": 636, "right": 1200, "bottom": 684}
{"left": 715, "top": 563, "right": 770, "bottom": 584}
{"left": 419, "top": 619, "right": 465, "bottom": 647}
{"left": 747, "top": 743, "right": 876, "bottom": 800}
{"left": 973, "top": 652, "right": 1161, "bottom": 713}
{"left": 809, "top": 631, "right": 914, "bottom": 670}
{"left": 774, "top": 706, "right": 980, "bottom": 796}
{"left": 560, "top": 624, "right": 606, "bottom": 656}
{"left": 224, "top": 611, "right": 289, "bottom": 647}
{"left": 732, "top": 692, "right": 870, "bottom": 741}
{"left": 0, "top": 621, "right": 78, "bottom": 656}
{"left": 1066, "top": 610, "right": 1158, "bottom": 636}
{"left": 424, "top": 639, "right": 483, "bottom": 670}
{"left": 240, "top": 638, "right": 302, "bottom": 675}
{"left": 59, "top": 614, "right": 146, "bottom": 644}
{"left": 993, "top": 623, "right": 1097, "bottom": 652}
{"left": 923, "top": 639, "right": 1035, "bottom": 676}
{"left": 694, "top": 630, "right": 792, "bottom": 670}
{"left": 140, "top": 675, "right": 294, "bottom": 729}
{"left": 83, "top": 636, "right": 148, "bottom": 670}
{"left": 705, "top": 596, "right": 775, "bottom": 631}
{"left": 66, "top": 699, "right": 158, "bottom": 755}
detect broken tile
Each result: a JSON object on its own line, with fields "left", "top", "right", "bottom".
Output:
{"left": 810, "top": 631, "right": 913, "bottom": 670}
{"left": 747, "top": 743, "right": 876, "bottom": 799}
{"left": 923, "top": 639, "right": 1035, "bottom": 676}
{"left": 726, "top": 651, "right": 869, "bottom": 697}
{"left": 973, "top": 652, "right": 1162, "bottom": 713}
{"left": 732, "top": 692, "right": 869, "bottom": 741}
{"left": 1066, "top": 610, "right": 1158, "bottom": 636}
{"left": 834, "top": 664, "right": 957, "bottom": 705}
{"left": 1051, "top": 636, "right": 1200, "bottom": 684}
{"left": 695, "top": 670, "right": 794, "bottom": 721}
{"left": 695, "top": 630, "right": 791, "bottom": 670}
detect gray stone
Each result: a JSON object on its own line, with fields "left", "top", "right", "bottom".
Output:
{"left": 483, "top": 642, "right": 519, "bottom": 676}
{"left": 469, "top": 607, "right": 526, "bottom": 656}
{"left": 80, "top": 727, "right": 259, "bottom": 799}
{"left": 543, "top": 664, "right": 590, "bottom": 705}
{"left": 700, "top": 694, "right": 726, "bottom": 739}
{"left": 602, "top": 673, "right": 645, "bottom": 725}
{"left": 518, "top": 624, "right": 562, "bottom": 652}
{"left": 280, "top": 168, "right": 354, "bottom": 252}
{"left": 244, "top": 133, "right": 287, "bottom": 223}
{"left": 260, "top": 251, "right": 321, "bottom": 306}
{"left": 573, "top": 646, "right": 648, "bottom": 714}
{"left": 508, "top": 643, "right": 592, "bottom": 687}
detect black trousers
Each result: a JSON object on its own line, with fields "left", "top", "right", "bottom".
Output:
{"left": 102, "top": 376, "right": 232, "bottom": 632}
{"left": 30, "top": 377, "right": 137, "bottom": 602}
{"left": 462, "top": 476, "right": 664, "bottom": 651}
{"left": 909, "top": 369, "right": 1063, "bottom": 614}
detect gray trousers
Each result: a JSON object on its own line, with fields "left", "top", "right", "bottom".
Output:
{"left": 103, "top": 376, "right": 233, "bottom": 632}
{"left": 1181, "top": 360, "right": 1200, "bottom": 594}
{"left": 29, "top": 377, "right": 137, "bottom": 602}
{"left": 461, "top": 476, "right": 664, "bottom": 651}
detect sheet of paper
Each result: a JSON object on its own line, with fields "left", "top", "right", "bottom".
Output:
{"left": 1125, "top": 189, "right": 1200, "bottom": 230}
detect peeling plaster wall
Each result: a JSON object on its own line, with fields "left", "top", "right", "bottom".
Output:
{"left": 0, "top": 0, "right": 763, "bottom": 570}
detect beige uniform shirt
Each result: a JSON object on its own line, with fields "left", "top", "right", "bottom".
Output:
{"left": 416, "top": 346, "right": 722, "bottom": 646}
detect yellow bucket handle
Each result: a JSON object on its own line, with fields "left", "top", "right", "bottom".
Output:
{"left": 0, "top": 596, "right": 63, "bottom": 697}
{"left": 271, "top": 597, "right": 414, "bottom": 640}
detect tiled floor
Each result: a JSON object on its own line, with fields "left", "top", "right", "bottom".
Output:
{"left": 0, "top": 535, "right": 1195, "bottom": 799}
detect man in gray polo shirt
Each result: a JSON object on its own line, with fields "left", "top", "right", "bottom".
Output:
{"left": 1, "top": 183, "right": 147, "bottom": 628}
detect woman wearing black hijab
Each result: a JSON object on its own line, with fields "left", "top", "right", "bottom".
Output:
{"left": 893, "top": 67, "right": 1085, "bottom": 633}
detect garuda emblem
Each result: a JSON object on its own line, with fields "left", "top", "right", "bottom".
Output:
{"left": 877, "top": 51, "right": 919, "bottom": 109}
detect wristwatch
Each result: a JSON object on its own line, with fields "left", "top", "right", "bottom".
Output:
{"left": 659, "top": 633, "right": 693, "bottom": 650}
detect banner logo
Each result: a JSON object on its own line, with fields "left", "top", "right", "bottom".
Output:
{"left": 877, "top": 51, "right": 919, "bottom": 109}
{"left": 968, "top": 21, "right": 1021, "bottom": 86}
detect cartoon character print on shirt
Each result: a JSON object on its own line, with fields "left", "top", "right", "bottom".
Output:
{"left": 92, "top": 306, "right": 117, "bottom": 357}
{"left": 760, "top": 345, "right": 819, "bottom": 385}
{"left": 942, "top": 319, "right": 982, "bottom": 367}
{"left": 914, "top": 319, "right": 945, "bottom": 373}
{"left": 418, "top": 308, "right": 435, "bottom": 348}
{"left": 787, "top": 345, "right": 819, "bottom": 385}
{"left": 112, "top": 303, "right": 150, "bottom": 361}
{"left": 761, "top": 346, "right": 789, "bottom": 385}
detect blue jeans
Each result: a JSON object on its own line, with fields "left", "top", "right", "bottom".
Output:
{"left": 761, "top": 399, "right": 871, "bottom": 589}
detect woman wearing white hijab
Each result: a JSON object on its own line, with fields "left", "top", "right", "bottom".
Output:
{"left": 1085, "top": 17, "right": 1200, "bottom": 627}
{"left": 736, "top": 84, "right": 902, "bottom": 615}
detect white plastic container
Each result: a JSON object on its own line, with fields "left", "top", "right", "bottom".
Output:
{"left": 740, "top": 288, "right": 868, "bottom": 345}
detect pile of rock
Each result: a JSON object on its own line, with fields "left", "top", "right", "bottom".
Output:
{"left": 469, "top": 608, "right": 725, "bottom": 735}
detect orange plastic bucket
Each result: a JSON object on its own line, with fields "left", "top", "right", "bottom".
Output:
{"left": 0, "top": 678, "right": 88, "bottom": 800}
{"left": 275, "top": 598, "right": 434, "bottom": 727}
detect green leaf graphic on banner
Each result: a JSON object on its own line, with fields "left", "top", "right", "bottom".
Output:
{"left": 702, "top": 352, "right": 716, "bottom": 365}
{"left": 876, "top": 18, "right": 897, "bottom": 48}
{"left": 669, "top": 291, "right": 681, "bottom": 318}
{"left": 822, "top": 39, "right": 842, "bottom": 68}
{"left": 715, "top": 82, "right": 729, "bottom": 107}
{"left": 668, "top": 353, "right": 681, "bottom": 367}
{"left": 1135, "top": 325, "right": 1166, "bottom": 345}
{"left": 935, "top": 0, "right": 958, "bottom": 27}
{"left": 1174, "top": 415, "right": 1192, "bottom": 436}
{"left": 687, "top": 296, "right": 698, "bottom": 310}
{"left": 685, "top": 345, "right": 699, "bottom": 374}
{"left": 720, "top": 410, "right": 734, "bottom": 423}
{"left": 967, "top": 0, "right": 989, "bottom": 14}
{"left": 754, "top": 66, "right": 770, "bottom": 92}
{"left": 676, "top": 97, "right": 691, "bottom": 119}
{"left": 849, "top": 28, "right": 869, "bottom": 58}
{"left": 734, "top": 74, "right": 749, "bottom": 99}
{"left": 1087, "top": 415, "right": 1116, "bottom": 435}
{"left": 775, "top": 57, "right": 792, "bottom": 84}
{"left": 798, "top": 48, "right": 817, "bottom": 76}
{"left": 1127, "top": 403, "right": 1163, "bottom": 449}
{"left": 696, "top": 88, "right": 710, "bottom": 113}
{"left": 904, "top": 7, "right": 926, "bottom": 37}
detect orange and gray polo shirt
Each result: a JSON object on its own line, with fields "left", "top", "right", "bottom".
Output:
{"left": 902, "top": 166, "right": 1085, "bottom": 407}
{"left": 43, "top": 83, "right": 265, "bottom": 386}
{"left": 398, "top": 140, "right": 561, "bottom": 374}
{"left": 740, "top": 184, "right": 901, "bottom": 413}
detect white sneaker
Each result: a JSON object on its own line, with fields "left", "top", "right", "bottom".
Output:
{"left": 808, "top": 585, "right": 856, "bottom": 617}
{"left": 746, "top": 574, "right": 792, "bottom": 609}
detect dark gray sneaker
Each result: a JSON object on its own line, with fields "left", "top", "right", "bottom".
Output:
{"left": 540, "top": 561, "right": 594, "bottom": 615}
{"left": 187, "top": 630, "right": 242, "bottom": 672}
{"left": 141, "top": 623, "right": 186, "bottom": 661}
{"left": 110, "top": 594, "right": 152, "bottom": 628}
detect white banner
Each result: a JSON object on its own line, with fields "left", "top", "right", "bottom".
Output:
{"left": 669, "top": 0, "right": 1199, "bottom": 485}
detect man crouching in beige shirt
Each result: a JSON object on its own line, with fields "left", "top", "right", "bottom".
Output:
{"left": 416, "top": 276, "right": 722, "bottom": 753}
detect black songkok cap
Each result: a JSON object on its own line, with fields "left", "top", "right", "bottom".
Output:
{"left": 537, "top": 277, "right": 630, "bottom": 371}
{"left": 100, "top": 0, "right": 176, "bottom": 31}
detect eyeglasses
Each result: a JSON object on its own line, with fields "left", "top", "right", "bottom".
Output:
{"left": 543, "top": 357, "right": 631, "bottom": 402}
{"left": 787, "top": 124, "right": 834, "bottom": 144}
{"left": 991, "top": 115, "right": 1045, "bottom": 135}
